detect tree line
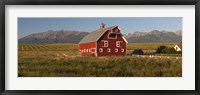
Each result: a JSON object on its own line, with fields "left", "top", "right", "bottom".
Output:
{"left": 156, "top": 46, "right": 181, "bottom": 54}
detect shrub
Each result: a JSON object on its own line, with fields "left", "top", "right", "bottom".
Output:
{"left": 156, "top": 46, "right": 167, "bottom": 53}
{"left": 156, "top": 46, "right": 182, "bottom": 54}
{"left": 163, "top": 47, "right": 177, "bottom": 54}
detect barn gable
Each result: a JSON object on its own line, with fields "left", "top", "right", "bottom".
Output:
{"left": 79, "top": 26, "right": 117, "bottom": 44}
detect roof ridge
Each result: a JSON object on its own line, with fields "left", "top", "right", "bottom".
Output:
{"left": 90, "top": 26, "right": 117, "bottom": 32}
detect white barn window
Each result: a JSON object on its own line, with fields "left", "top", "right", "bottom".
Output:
{"left": 115, "top": 48, "right": 118, "bottom": 52}
{"left": 116, "top": 41, "right": 121, "bottom": 47}
{"left": 89, "top": 49, "right": 91, "bottom": 52}
{"left": 103, "top": 41, "right": 108, "bottom": 47}
{"left": 107, "top": 48, "right": 111, "bottom": 53}
{"left": 99, "top": 48, "right": 103, "bottom": 52}
{"left": 121, "top": 48, "right": 124, "bottom": 52}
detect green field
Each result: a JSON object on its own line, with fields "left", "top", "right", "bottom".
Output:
{"left": 18, "top": 43, "right": 182, "bottom": 77}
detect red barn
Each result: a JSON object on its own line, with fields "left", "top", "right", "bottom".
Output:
{"left": 79, "top": 23, "right": 128, "bottom": 57}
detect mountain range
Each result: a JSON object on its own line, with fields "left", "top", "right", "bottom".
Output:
{"left": 19, "top": 30, "right": 89, "bottom": 44}
{"left": 124, "top": 30, "right": 182, "bottom": 43}
{"left": 18, "top": 30, "right": 182, "bottom": 44}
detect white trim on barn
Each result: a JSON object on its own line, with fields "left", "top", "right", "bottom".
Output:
{"left": 107, "top": 32, "right": 118, "bottom": 39}
{"left": 116, "top": 41, "right": 121, "bottom": 47}
{"left": 122, "top": 36, "right": 128, "bottom": 43}
{"left": 101, "top": 40, "right": 108, "bottom": 47}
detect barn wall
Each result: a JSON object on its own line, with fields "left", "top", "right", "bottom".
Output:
{"left": 96, "top": 29, "right": 126, "bottom": 57}
{"left": 79, "top": 42, "right": 96, "bottom": 55}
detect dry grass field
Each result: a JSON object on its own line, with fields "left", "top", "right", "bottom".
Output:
{"left": 18, "top": 43, "right": 182, "bottom": 77}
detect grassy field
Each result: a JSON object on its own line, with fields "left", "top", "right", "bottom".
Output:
{"left": 18, "top": 43, "right": 182, "bottom": 77}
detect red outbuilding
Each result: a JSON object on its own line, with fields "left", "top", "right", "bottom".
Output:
{"left": 79, "top": 23, "right": 128, "bottom": 57}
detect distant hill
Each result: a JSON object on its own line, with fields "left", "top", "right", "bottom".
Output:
{"left": 19, "top": 29, "right": 182, "bottom": 44}
{"left": 18, "top": 30, "right": 89, "bottom": 44}
{"left": 124, "top": 30, "right": 182, "bottom": 43}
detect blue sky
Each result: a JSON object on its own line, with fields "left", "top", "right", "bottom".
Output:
{"left": 18, "top": 17, "right": 182, "bottom": 38}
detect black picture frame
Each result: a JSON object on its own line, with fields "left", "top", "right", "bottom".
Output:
{"left": 0, "top": 0, "right": 200, "bottom": 95}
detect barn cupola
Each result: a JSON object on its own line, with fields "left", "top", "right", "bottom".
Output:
{"left": 100, "top": 23, "right": 106, "bottom": 29}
